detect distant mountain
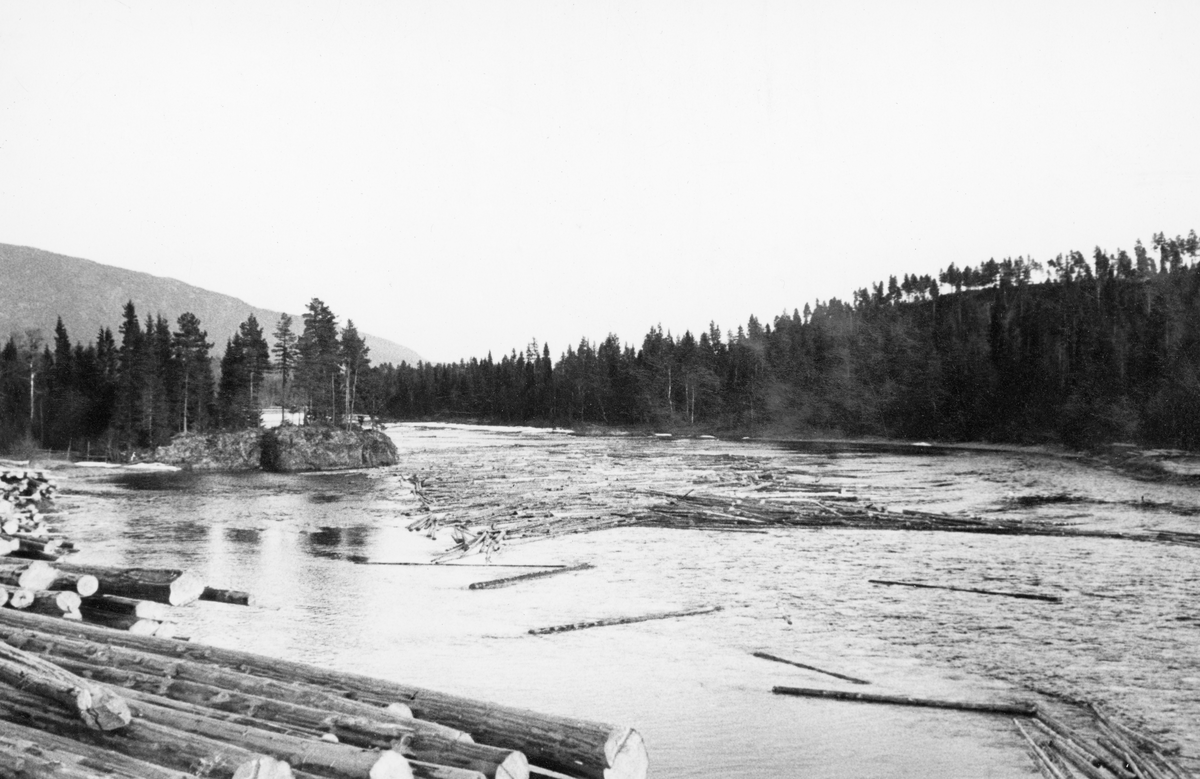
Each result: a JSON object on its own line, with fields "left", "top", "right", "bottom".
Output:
{"left": 0, "top": 243, "right": 422, "bottom": 365}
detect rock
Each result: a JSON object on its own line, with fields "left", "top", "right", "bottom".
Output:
{"left": 259, "top": 426, "right": 398, "bottom": 472}
{"left": 153, "top": 431, "right": 263, "bottom": 470}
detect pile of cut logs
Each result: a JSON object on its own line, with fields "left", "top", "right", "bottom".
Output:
{"left": 1, "top": 467, "right": 70, "bottom": 560}
{"left": 0, "top": 608, "right": 649, "bottom": 779}
{"left": 0, "top": 559, "right": 250, "bottom": 637}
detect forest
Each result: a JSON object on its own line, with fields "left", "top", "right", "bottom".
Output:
{"left": 2, "top": 230, "right": 1199, "bottom": 456}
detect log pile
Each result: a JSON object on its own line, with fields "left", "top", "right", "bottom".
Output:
{"left": 0, "top": 467, "right": 72, "bottom": 561}
{"left": 0, "top": 608, "right": 650, "bottom": 779}
{"left": 1, "top": 559, "right": 248, "bottom": 638}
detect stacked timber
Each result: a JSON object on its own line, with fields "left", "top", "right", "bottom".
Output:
{"left": 0, "top": 467, "right": 73, "bottom": 561}
{"left": 1, "top": 559, "right": 249, "bottom": 638}
{"left": 0, "top": 608, "right": 649, "bottom": 779}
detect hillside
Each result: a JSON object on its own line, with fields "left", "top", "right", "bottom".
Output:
{"left": 0, "top": 243, "right": 422, "bottom": 365}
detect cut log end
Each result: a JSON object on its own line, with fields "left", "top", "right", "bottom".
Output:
{"left": 232, "top": 755, "right": 296, "bottom": 779}
{"left": 496, "top": 750, "right": 531, "bottom": 779}
{"left": 168, "top": 572, "right": 207, "bottom": 607}
{"left": 79, "top": 687, "right": 133, "bottom": 731}
{"left": 75, "top": 575, "right": 99, "bottom": 597}
{"left": 370, "top": 749, "right": 415, "bottom": 779}
{"left": 605, "top": 729, "right": 648, "bottom": 779}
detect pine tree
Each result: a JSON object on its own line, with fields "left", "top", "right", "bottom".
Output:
{"left": 272, "top": 313, "right": 298, "bottom": 414}
{"left": 296, "top": 298, "right": 340, "bottom": 423}
{"left": 172, "top": 313, "right": 213, "bottom": 433}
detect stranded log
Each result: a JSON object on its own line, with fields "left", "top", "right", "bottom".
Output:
{"left": 0, "top": 717, "right": 198, "bottom": 779}
{"left": 0, "top": 686, "right": 289, "bottom": 779}
{"left": 529, "top": 605, "right": 722, "bottom": 635}
{"left": 751, "top": 652, "right": 871, "bottom": 685}
{"left": 80, "top": 594, "right": 173, "bottom": 622}
{"left": 52, "top": 658, "right": 527, "bottom": 779}
{"left": 123, "top": 695, "right": 414, "bottom": 779}
{"left": 0, "top": 639, "right": 131, "bottom": 730}
{"left": 469, "top": 564, "right": 594, "bottom": 590}
{"left": 0, "top": 609, "right": 646, "bottom": 779}
{"left": 772, "top": 686, "right": 1038, "bottom": 716}
{"left": 56, "top": 564, "right": 206, "bottom": 606}
{"left": 867, "top": 579, "right": 1062, "bottom": 603}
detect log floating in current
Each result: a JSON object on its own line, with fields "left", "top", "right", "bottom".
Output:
{"left": 868, "top": 579, "right": 1062, "bottom": 603}
{"left": 201, "top": 586, "right": 254, "bottom": 606}
{"left": 771, "top": 685, "right": 1038, "bottom": 716}
{"left": 751, "top": 651, "right": 871, "bottom": 685}
{"left": 529, "top": 605, "right": 723, "bottom": 635}
{"left": 469, "top": 563, "right": 594, "bottom": 590}
{"left": 81, "top": 594, "right": 173, "bottom": 622}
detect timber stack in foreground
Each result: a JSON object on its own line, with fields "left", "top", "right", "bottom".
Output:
{"left": 0, "top": 608, "right": 649, "bottom": 779}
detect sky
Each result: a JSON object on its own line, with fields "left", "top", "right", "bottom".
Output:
{"left": 1, "top": 2, "right": 1197, "bottom": 364}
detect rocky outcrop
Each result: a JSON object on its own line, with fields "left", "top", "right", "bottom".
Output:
{"left": 259, "top": 426, "right": 398, "bottom": 472}
{"left": 154, "top": 426, "right": 398, "bottom": 472}
{"left": 153, "top": 431, "right": 263, "bottom": 470}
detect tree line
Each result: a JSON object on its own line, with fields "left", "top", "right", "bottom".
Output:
{"left": 378, "top": 230, "right": 1200, "bottom": 449}
{"left": 0, "top": 298, "right": 372, "bottom": 456}
{"left": 4, "top": 229, "right": 1199, "bottom": 454}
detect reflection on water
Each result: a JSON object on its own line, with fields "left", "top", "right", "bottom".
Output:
{"left": 55, "top": 424, "right": 1200, "bottom": 779}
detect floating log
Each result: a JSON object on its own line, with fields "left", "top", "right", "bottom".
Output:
{"left": 1034, "top": 709, "right": 1135, "bottom": 779}
{"left": 1086, "top": 702, "right": 1182, "bottom": 756}
{"left": 56, "top": 564, "right": 206, "bottom": 606}
{"left": 0, "top": 685, "right": 292, "bottom": 779}
{"left": 751, "top": 651, "right": 871, "bottom": 685}
{"left": 868, "top": 579, "right": 1062, "bottom": 603}
{"left": 529, "top": 605, "right": 723, "bottom": 635}
{"left": 771, "top": 686, "right": 1038, "bottom": 716}
{"left": 1012, "top": 718, "right": 1070, "bottom": 779}
{"left": 1027, "top": 718, "right": 1116, "bottom": 779}
{"left": 201, "top": 586, "right": 254, "bottom": 606}
{"left": 0, "top": 717, "right": 194, "bottom": 779}
{"left": 0, "top": 609, "right": 647, "bottom": 779}
{"left": 0, "top": 639, "right": 131, "bottom": 730}
{"left": 81, "top": 594, "right": 173, "bottom": 622}
{"left": 469, "top": 563, "right": 593, "bottom": 590}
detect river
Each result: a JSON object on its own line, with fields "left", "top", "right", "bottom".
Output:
{"left": 50, "top": 423, "right": 1200, "bottom": 778}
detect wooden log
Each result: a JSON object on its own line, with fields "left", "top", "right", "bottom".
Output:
{"left": 0, "top": 685, "right": 291, "bottom": 779}
{"left": 1012, "top": 718, "right": 1070, "bottom": 779}
{"left": 868, "top": 579, "right": 1062, "bottom": 603}
{"left": 0, "top": 639, "right": 131, "bottom": 730}
{"left": 23, "top": 590, "right": 81, "bottom": 618}
{"left": 771, "top": 686, "right": 1038, "bottom": 716}
{"left": 529, "top": 605, "right": 722, "bottom": 635}
{"left": 123, "top": 695, "right": 414, "bottom": 779}
{"left": 408, "top": 762, "right": 486, "bottom": 779}
{"left": 49, "top": 573, "right": 99, "bottom": 598}
{"left": 80, "top": 594, "right": 172, "bottom": 622}
{"left": 201, "top": 586, "right": 254, "bottom": 606}
{"left": 76, "top": 609, "right": 163, "bottom": 634}
{"left": 1035, "top": 710, "right": 1135, "bottom": 779}
{"left": 53, "top": 658, "right": 525, "bottom": 779}
{"left": 0, "top": 610, "right": 645, "bottom": 779}
{"left": 0, "top": 561, "right": 57, "bottom": 591}
{"left": 1028, "top": 718, "right": 1115, "bottom": 779}
{"left": 1086, "top": 702, "right": 1182, "bottom": 756}
{"left": 55, "top": 564, "right": 205, "bottom": 607}
{"left": 0, "top": 717, "right": 194, "bottom": 779}
{"left": 469, "top": 564, "right": 593, "bottom": 591}
{"left": 0, "top": 590, "right": 6, "bottom": 610}
{"left": 751, "top": 651, "right": 871, "bottom": 685}
{"left": 1, "top": 588, "right": 32, "bottom": 610}
{"left": 2, "top": 628, "right": 471, "bottom": 746}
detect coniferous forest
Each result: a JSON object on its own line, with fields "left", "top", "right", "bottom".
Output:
{"left": 2, "top": 231, "right": 1199, "bottom": 456}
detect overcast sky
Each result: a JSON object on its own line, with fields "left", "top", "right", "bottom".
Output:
{"left": 2, "top": 2, "right": 1197, "bottom": 363}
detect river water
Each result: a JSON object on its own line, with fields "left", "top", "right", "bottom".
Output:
{"left": 49, "top": 423, "right": 1200, "bottom": 778}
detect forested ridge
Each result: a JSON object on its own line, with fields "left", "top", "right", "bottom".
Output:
{"left": 3, "top": 230, "right": 1199, "bottom": 455}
